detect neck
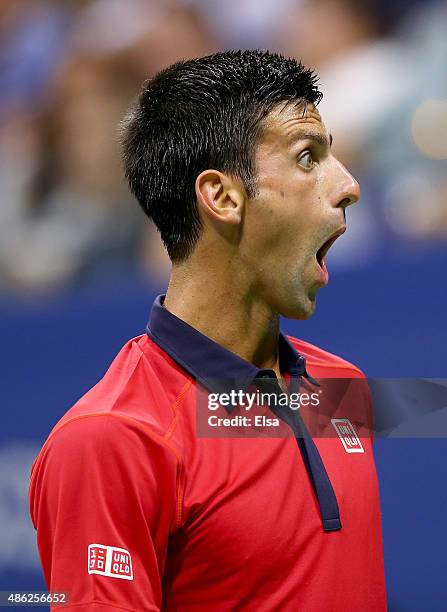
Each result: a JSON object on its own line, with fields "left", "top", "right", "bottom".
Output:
{"left": 164, "top": 262, "right": 281, "bottom": 375}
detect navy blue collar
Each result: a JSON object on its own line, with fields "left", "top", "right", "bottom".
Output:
{"left": 146, "top": 295, "right": 340, "bottom": 532}
{"left": 146, "top": 295, "right": 315, "bottom": 398}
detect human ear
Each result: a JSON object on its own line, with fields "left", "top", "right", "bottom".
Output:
{"left": 195, "top": 170, "right": 245, "bottom": 225}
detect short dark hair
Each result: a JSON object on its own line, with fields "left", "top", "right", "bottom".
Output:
{"left": 120, "top": 50, "right": 322, "bottom": 262}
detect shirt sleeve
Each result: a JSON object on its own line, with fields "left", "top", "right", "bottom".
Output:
{"left": 29, "top": 414, "right": 183, "bottom": 611}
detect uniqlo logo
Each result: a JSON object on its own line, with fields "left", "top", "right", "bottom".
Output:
{"left": 88, "top": 544, "right": 133, "bottom": 580}
{"left": 331, "top": 418, "right": 364, "bottom": 453}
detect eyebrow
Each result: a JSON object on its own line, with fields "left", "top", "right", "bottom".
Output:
{"left": 289, "top": 131, "right": 333, "bottom": 149}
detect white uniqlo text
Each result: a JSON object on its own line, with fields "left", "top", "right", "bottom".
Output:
{"left": 331, "top": 418, "right": 364, "bottom": 453}
{"left": 88, "top": 544, "right": 133, "bottom": 580}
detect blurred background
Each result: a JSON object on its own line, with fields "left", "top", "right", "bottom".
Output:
{"left": 1, "top": 0, "right": 446, "bottom": 609}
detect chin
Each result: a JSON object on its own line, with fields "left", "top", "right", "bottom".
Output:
{"left": 297, "top": 299, "right": 317, "bottom": 320}
{"left": 279, "top": 295, "right": 317, "bottom": 320}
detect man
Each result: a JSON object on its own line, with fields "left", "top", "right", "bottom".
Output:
{"left": 30, "top": 50, "right": 386, "bottom": 610}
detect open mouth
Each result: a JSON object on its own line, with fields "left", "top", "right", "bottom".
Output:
{"left": 316, "top": 227, "right": 346, "bottom": 270}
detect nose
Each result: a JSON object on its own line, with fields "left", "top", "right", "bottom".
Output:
{"left": 335, "top": 160, "right": 360, "bottom": 209}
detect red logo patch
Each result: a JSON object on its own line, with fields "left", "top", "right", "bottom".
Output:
{"left": 88, "top": 544, "right": 133, "bottom": 580}
{"left": 331, "top": 418, "right": 365, "bottom": 453}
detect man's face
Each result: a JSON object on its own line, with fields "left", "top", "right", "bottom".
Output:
{"left": 241, "top": 102, "right": 360, "bottom": 319}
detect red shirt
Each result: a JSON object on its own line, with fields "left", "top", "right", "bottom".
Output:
{"left": 29, "top": 295, "right": 386, "bottom": 611}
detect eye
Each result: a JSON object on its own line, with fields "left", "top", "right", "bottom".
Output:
{"left": 297, "top": 150, "right": 314, "bottom": 170}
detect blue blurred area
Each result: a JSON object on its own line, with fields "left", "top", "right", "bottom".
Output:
{"left": 375, "top": 439, "right": 447, "bottom": 612}
{"left": 1, "top": 248, "right": 446, "bottom": 609}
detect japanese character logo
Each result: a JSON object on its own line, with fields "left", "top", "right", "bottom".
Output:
{"left": 88, "top": 544, "right": 133, "bottom": 580}
{"left": 331, "top": 418, "right": 364, "bottom": 453}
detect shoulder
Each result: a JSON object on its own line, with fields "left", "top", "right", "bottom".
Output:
{"left": 30, "top": 334, "right": 185, "bottom": 489}
{"left": 286, "top": 335, "right": 366, "bottom": 378}
{"left": 29, "top": 407, "right": 183, "bottom": 530}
